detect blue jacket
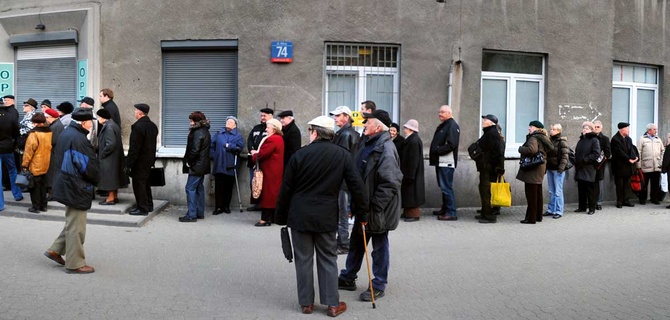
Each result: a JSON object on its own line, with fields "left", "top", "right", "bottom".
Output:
{"left": 53, "top": 122, "right": 100, "bottom": 210}
{"left": 211, "top": 127, "right": 244, "bottom": 175}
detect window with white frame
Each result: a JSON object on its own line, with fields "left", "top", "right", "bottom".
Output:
{"left": 324, "top": 43, "right": 400, "bottom": 120}
{"left": 612, "top": 63, "right": 658, "bottom": 140}
{"left": 480, "top": 51, "right": 545, "bottom": 156}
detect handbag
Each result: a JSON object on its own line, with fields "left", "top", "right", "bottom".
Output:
{"left": 148, "top": 167, "right": 166, "bottom": 187}
{"left": 468, "top": 141, "right": 484, "bottom": 160}
{"left": 519, "top": 152, "right": 544, "bottom": 170}
{"left": 631, "top": 169, "right": 645, "bottom": 192}
{"left": 661, "top": 172, "right": 669, "bottom": 193}
{"left": 280, "top": 227, "right": 294, "bottom": 263}
{"left": 15, "top": 169, "right": 33, "bottom": 189}
{"left": 490, "top": 175, "right": 512, "bottom": 207}
{"left": 251, "top": 164, "right": 263, "bottom": 199}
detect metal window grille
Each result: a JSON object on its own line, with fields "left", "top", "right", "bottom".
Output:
{"left": 324, "top": 43, "right": 400, "bottom": 120}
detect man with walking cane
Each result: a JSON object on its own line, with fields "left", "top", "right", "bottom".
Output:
{"left": 338, "top": 109, "right": 402, "bottom": 303}
{"left": 276, "top": 116, "right": 368, "bottom": 317}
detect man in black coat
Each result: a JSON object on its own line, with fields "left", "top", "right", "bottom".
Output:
{"left": 0, "top": 94, "right": 22, "bottom": 202}
{"left": 610, "top": 122, "right": 638, "bottom": 208}
{"left": 126, "top": 103, "right": 158, "bottom": 215}
{"left": 99, "top": 88, "right": 122, "bottom": 127}
{"left": 278, "top": 110, "right": 301, "bottom": 168}
{"left": 593, "top": 120, "right": 611, "bottom": 210}
{"left": 246, "top": 107, "right": 273, "bottom": 211}
{"left": 330, "top": 106, "right": 361, "bottom": 254}
{"left": 276, "top": 116, "right": 368, "bottom": 317}
{"left": 474, "top": 114, "right": 505, "bottom": 223}
{"left": 429, "top": 105, "right": 460, "bottom": 220}
{"left": 45, "top": 108, "right": 100, "bottom": 274}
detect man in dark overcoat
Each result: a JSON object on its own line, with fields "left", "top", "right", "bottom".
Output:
{"left": 474, "top": 114, "right": 505, "bottom": 223}
{"left": 278, "top": 110, "right": 301, "bottom": 168}
{"left": 99, "top": 88, "right": 122, "bottom": 127}
{"left": 593, "top": 120, "right": 611, "bottom": 210}
{"left": 276, "top": 115, "right": 368, "bottom": 317}
{"left": 610, "top": 122, "right": 638, "bottom": 208}
{"left": 126, "top": 103, "right": 158, "bottom": 215}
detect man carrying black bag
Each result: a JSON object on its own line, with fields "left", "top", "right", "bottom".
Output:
{"left": 275, "top": 116, "right": 368, "bottom": 317}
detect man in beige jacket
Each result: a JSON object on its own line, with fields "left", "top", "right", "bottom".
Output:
{"left": 637, "top": 123, "right": 665, "bottom": 205}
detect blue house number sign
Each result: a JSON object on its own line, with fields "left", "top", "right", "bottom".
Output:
{"left": 271, "top": 41, "right": 293, "bottom": 63}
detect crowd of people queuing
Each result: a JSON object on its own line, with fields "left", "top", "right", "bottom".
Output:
{"left": 13, "top": 90, "right": 666, "bottom": 315}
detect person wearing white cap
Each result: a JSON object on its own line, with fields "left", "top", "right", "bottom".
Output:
{"left": 276, "top": 115, "right": 368, "bottom": 317}
{"left": 400, "top": 119, "right": 425, "bottom": 222}
{"left": 329, "top": 106, "right": 361, "bottom": 255}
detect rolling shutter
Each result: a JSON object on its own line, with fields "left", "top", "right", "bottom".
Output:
{"left": 162, "top": 50, "right": 238, "bottom": 147}
{"left": 16, "top": 46, "right": 77, "bottom": 113}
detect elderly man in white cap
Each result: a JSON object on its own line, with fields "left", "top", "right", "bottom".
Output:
{"left": 276, "top": 115, "right": 369, "bottom": 317}
{"left": 329, "top": 106, "right": 361, "bottom": 254}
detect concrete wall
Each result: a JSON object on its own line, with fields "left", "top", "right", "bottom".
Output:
{"left": 0, "top": 0, "right": 668, "bottom": 207}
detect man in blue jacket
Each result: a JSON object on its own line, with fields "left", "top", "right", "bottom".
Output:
{"left": 44, "top": 108, "right": 100, "bottom": 274}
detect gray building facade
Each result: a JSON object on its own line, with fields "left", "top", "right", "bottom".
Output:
{"left": 0, "top": 0, "right": 667, "bottom": 207}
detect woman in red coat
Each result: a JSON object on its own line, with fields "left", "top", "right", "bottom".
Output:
{"left": 251, "top": 118, "right": 285, "bottom": 226}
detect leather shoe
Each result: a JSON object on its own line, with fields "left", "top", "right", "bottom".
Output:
{"left": 44, "top": 250, "right": 65, "bottom": 266}
{"left": 66, "top": 265, "right": 95, "bottom": 274}
{"left": 301, "top": 304, "right": 313, "bottom": 314}
{"left": 666, "top": 204, "right": 670, "bottom": 209}
{"left": 15, "top": 196, "right": 24, "bottom": 202}
{"left": 542, "top": 211, "right": 554, "bottom": 216}
{"left": 326, "top": 302, "right": 347, "bottom": 317}
{"left": 432, "top": 210, "right": 445, "bottom": 216}
{"left": 587, "top": 211, "right": 595, "bottom": 215}
{"left": 596, "top": 205, "right": 602, "bottom": 210}
{"left": 223, "top": 207, "right": 231, "bottom": 214}
{"left": 437, "top": 215, "right": 458, "bottom": 221}
{"left": 254, "top": 221, "right": 271, "bottom": 227}
{"left": 574, "top": 208, "right": 586, "bottom": 213}
{"left": 98, "top": 201, "right": 116, "bottom": 205}
{"left": 478, "top": 219, "right": 497, "bottom": 224}
{"left": 178, "top": 216, "right": 197, "bottom": 222}
{"left": 404, "top": 217, "right": 420, "bottom": 222}
{"left": 212, "top": 208, "right": 224, "bottom": 215}
{"left": 553, "top": 214, "right": 562, "bottom": 219}
{"left": 247, "top": 205, "right": 261, "bottom": 211}
{"left": 520, "top": 220, "right": 536, "bottom": 224}
{"left": 129, "top": 208, "right": 148, "bottom": 216}
{"left": 651, "top": 200, "right": 661, "bottom": 205}
{"left": 622, "top": 202, "right": 635, "bottom": 207}
{"left": 28, "top": 207, "right": 40, "bottom": 213}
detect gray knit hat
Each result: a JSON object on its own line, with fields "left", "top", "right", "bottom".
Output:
{"left": 226, "top": 116, "right": 238, "bottom": 126}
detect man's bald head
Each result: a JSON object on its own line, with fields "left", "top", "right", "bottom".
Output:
{"left": 438, "top": 105, "right": 452, "bottom": 122}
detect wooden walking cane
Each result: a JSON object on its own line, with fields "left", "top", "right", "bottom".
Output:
{"left": 361, "top": 222, "right": 376, "bottom": 309}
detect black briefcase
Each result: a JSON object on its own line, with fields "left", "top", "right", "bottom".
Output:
{"left": 280, "top": 227, "right": 293, "bottom": 263}
{"left": 148, "top": 167, "right": 166, "bottom": 187}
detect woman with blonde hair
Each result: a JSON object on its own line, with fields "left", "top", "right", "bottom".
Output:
{"left": 250, "top": 118, "right": 284, "bottom": 226}
{"left": 544, "top": 123, "right": 569, "bottom": 219}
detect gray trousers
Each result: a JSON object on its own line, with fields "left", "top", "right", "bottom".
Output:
{"left": 49, "top": 207, "right": 88, "bottom": 270}
{"left": 337, "top": 191, "right": 349, "bottom": 248}
{"left": 291, "top": 229, "right": 339, "bottom": 307}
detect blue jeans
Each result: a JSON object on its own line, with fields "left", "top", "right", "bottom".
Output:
{"left": 337, "top": 190, "right": 350, "bottom": 248}
{"left": 436, "top": 166, "right": 457, "bottom": 216}
{"left": 185, "top": 174, "right": 205, "bottom": 219}
{"left": 0, "top": 153, "right": 23, "bottom": 205}
{"left": 547, "top": 170, "right": 565, "bottom": 215}
{"left": 339, "top": 225, "right": 389, "bottom": 291}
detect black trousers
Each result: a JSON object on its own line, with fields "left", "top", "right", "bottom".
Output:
{"left": 30, "top": 174, "right": 47, "bottom": 209}
{"left": 640, "top": 172, "right": 661, "bottom": 203}
{"left": 614, "top": 175, "right": 632, "bottom": 205}
{"left": 261, "top": 208, "right": 274, "bottom": 222}
{"left": 132, "top": 177, "right": 153, "bottom": 212}
{"left": 478, "top": 171, "right": 498, "bottom": 221}
{"left": 577, "top": 180, "right": 597, "bottom": 212}
{"left": 214, "top": 173, "right": 236, "bottom": 209}
{"left": 524, "top": 183, "right": 543, "bottom": 223}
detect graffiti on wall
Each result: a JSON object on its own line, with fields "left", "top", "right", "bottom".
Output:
{"left": 558, "top": 102, "right": 601, "bottom": 122}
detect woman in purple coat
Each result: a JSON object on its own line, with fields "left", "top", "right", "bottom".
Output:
{"left": 210, "top": 116, "right": 245, "bottom": 214}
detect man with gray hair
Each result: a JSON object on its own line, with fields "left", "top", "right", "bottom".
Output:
{"left": 276, "top": 115, "right": 368, "bottom": 317}
{"left": 637, "top": 123, "right": 665, "bottom": 205}
{"left": 330, "top": 106, "right": 361, "bottom": 255}
{"left": 430, "top": 105, "right": 460, "bottom": 220}
{"left": 339, "top": 109, "right": 402, "bottom": 302}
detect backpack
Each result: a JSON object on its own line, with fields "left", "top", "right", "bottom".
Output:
{"left": 565, "top": 147, "right": 576, "bottom": 170}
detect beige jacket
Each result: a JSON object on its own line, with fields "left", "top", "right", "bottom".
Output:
{"left": 637, "top": 133, "right": 664, "bottom": 173}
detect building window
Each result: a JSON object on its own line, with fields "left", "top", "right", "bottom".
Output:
{"left": 480, "top": 51, "right": 545, "bottom": 156}
{"left": 612, "top": 63, "right": 658, "bottom": 139}
{"left": 161, "top": 40, "right": 238, "bottom": 149}
{"left": 16, "top": 45, "right": 77, "bottom": 112}
{"left": 324, "top": 43, "right": 400, "bottom": 120}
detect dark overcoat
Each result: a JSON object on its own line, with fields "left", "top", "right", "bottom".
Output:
{"left": 126, "top": 116, "right": 158, "bottom": 179}
{"left": 182, "top": 121, "right": 211, "bottom": 176}
{"left": 574, "top": 132, "right": 601, "bottom": 182}
{"left": 610, "top": 132, "right": 637, "bottom": 177}
{"left": 400, "top": 133, "right": 425, "bottom": 208}
{"left": 275, "top": 140, "right": 369, "bottom": 232}
{"left": 282, "top": 120, "right": 301, "bottom": 168}
{"left": 97, "top": 119, "right": 127, "bottom": 190}
{"left": 46, "top": 118, "right": 64, "bottom": 188}
{"left": 252, "top": 134, "right": 284, "bottom": 209}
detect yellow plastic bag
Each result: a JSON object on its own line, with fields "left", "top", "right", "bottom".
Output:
{"left": 490, "top": 176, "right": 512, "bottom": 207}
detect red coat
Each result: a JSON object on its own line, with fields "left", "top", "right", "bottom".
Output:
{"left": 253, "top": 134, "right": 284, "bottom": 209}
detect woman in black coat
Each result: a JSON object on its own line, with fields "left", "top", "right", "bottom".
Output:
{"left": 400, "top": 120, "right": 425, "bottom": 222}
{"left": 574, "top": 122, "right": 601, "bottom": 215}
{"left": 96, "top": 109, "right": 127, "bottom": 205}
{"left": 179, "top": 111, "right": 211, "bottom": 222}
